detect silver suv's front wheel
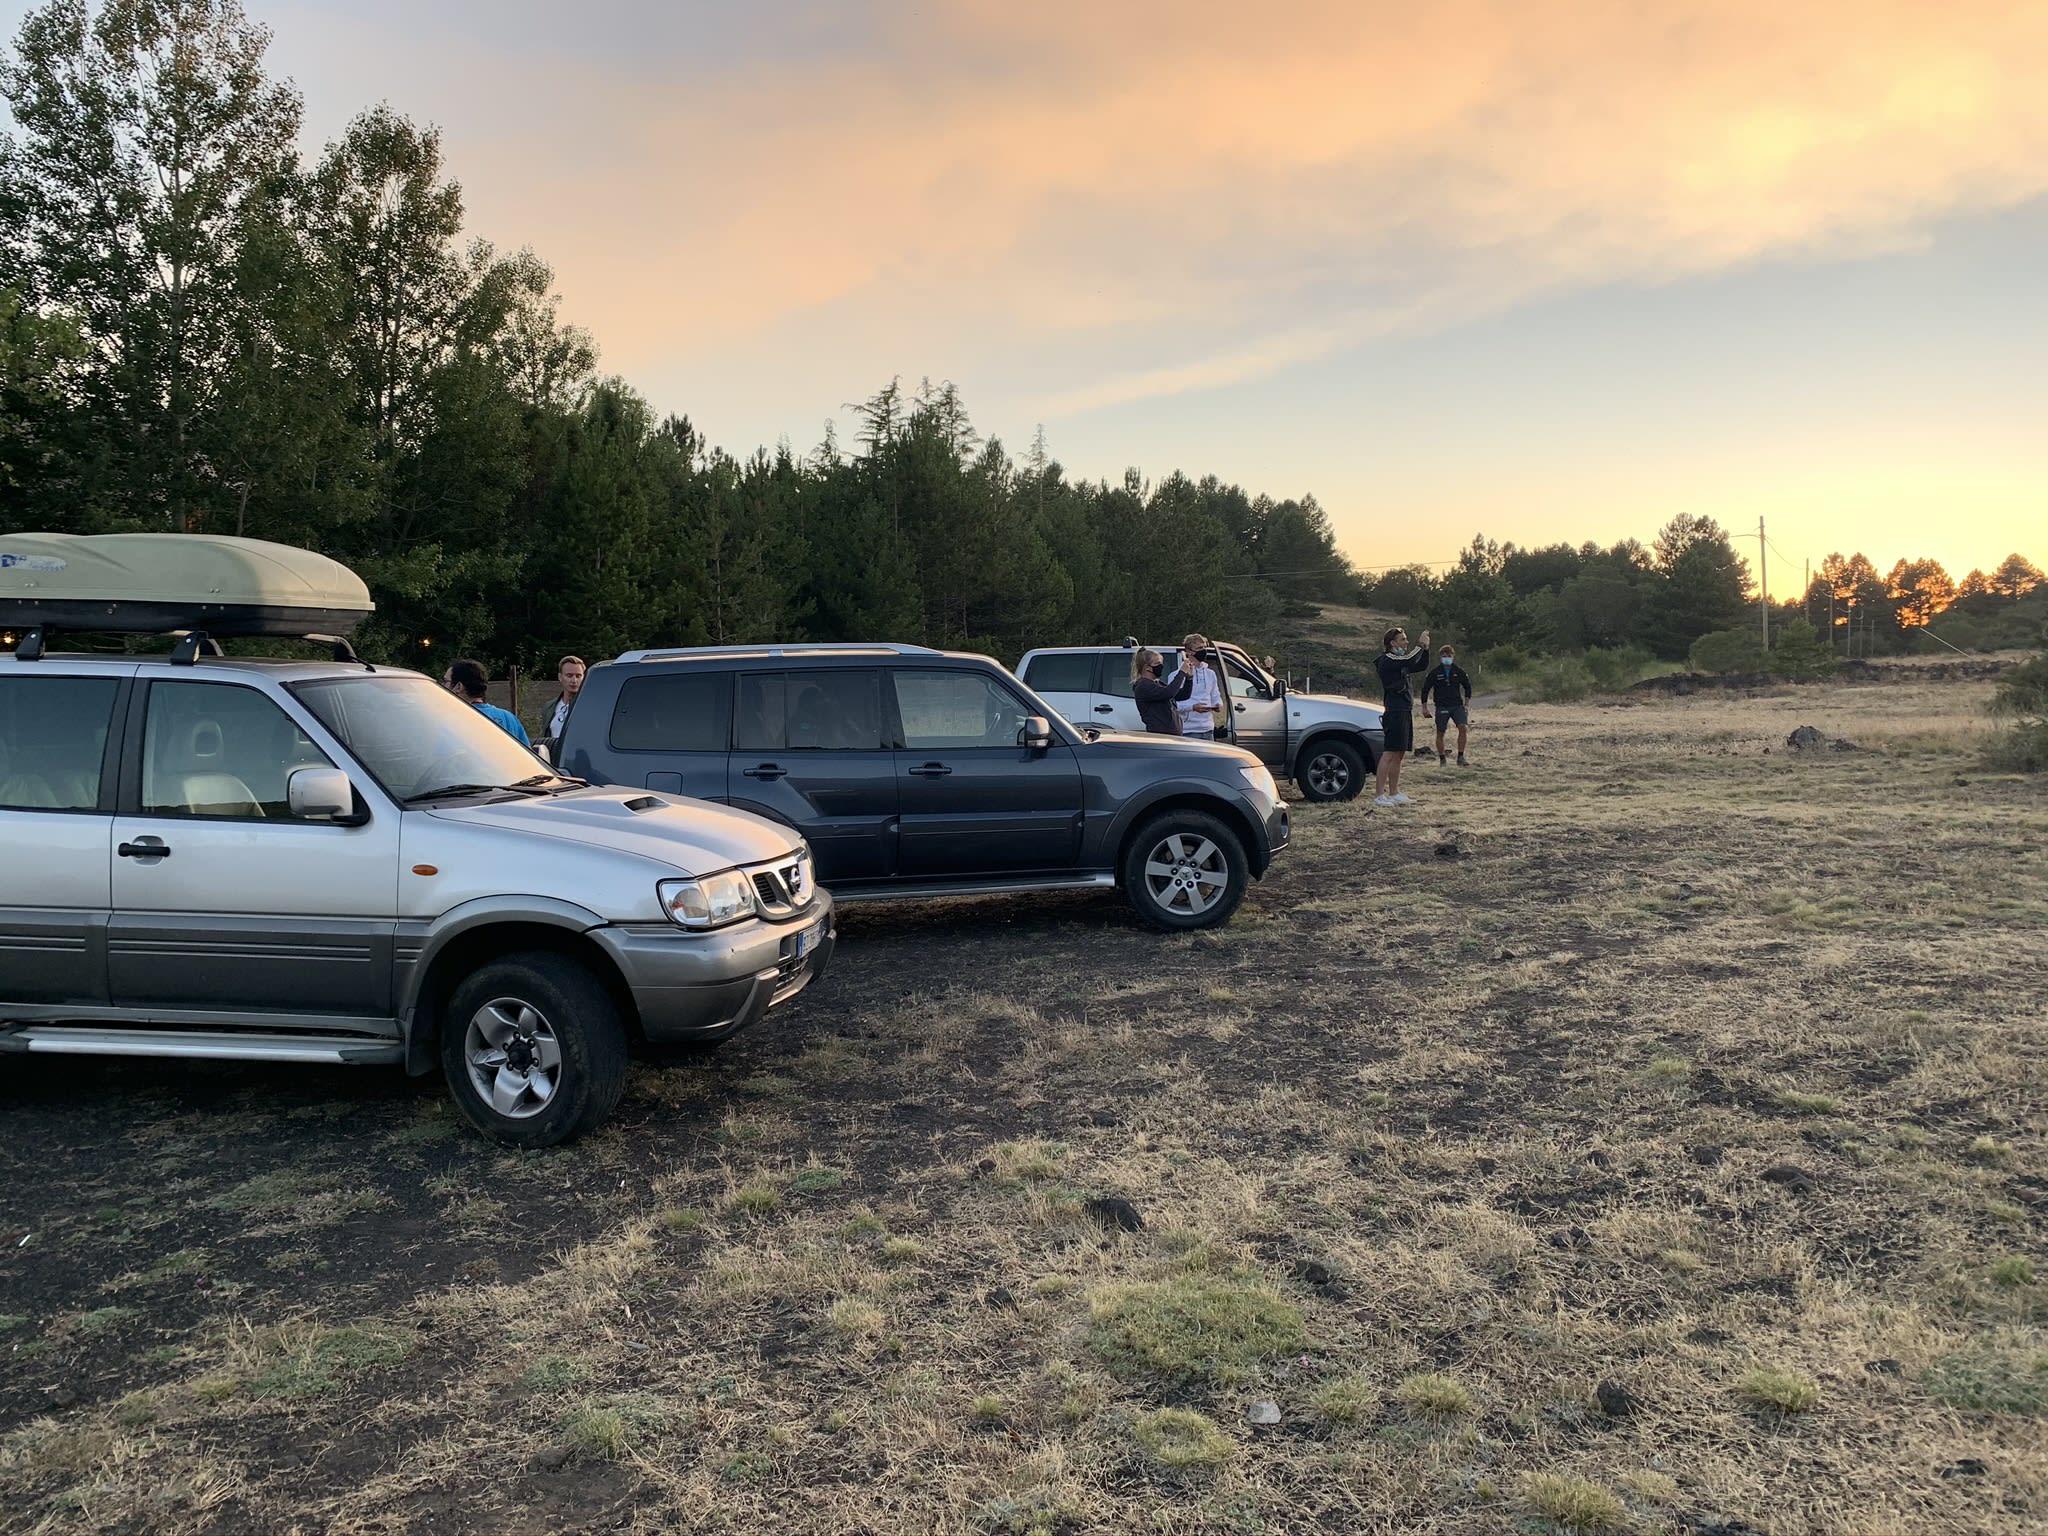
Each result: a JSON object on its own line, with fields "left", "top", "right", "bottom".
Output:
{"left": 440, "top": 952, "right": 627, "bottom": 1147}
{"left": 1122, "top": 810, "right": 1250, "bottom": 930}
{"left": 1298, "top": 738, "right": 1366, "bottom": 802}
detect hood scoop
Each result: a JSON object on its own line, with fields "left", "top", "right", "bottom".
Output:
{"left": 624, "top": 795, "right": 664, "bottom": 813}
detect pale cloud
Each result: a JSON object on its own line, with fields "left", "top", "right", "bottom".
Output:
{"left": 405, "top": 1, "right": 2048, "bottom": 416}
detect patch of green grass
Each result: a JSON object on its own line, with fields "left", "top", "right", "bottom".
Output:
{"left": 384, "top": 1110, "right": 458, "bottom": 1147}
{"left": 1312, "top": 1374, "right": 1377, "bottom": 1424}
{"left": 1895, "top": 1125, "right": 1934, "bottom": 1150}
{"left": 1774, "top": 1088, "right": 1840, "bottom": 1115}
{"left": 1643, "top": 1055, "right": 1690, "bottom": 1083}
{"left": 0, "top": 1314, "right": 28, "bottom": 1334}
{"left": 1738, "top": 1367, "right": 1820, "bottom": 1415}
{"left": 1086, "top": 1273, "right": 1306, "bottom": 1385}
{"left": 1131, "top": 1407, "right": 1234, "bottom": 1468}
{"left": 190, "top": 1373, "right": 241, "bottom": 1402}
{"left": 657, "top": 1206, "right": 706, "bottom": 1233}
{"left": 73, "top": 1305, "right": 139, "bottom": 1335}
{"left": 144, "top": 1248, "right": 212, "bottom": 1280}
{"left": 1926, "top": 1349, "right": 2048, "bottom": 1414}
{"left": 249, "top": 1324, "right": 411, "bottom": 1400}
{"left": 991, "top": 1139, "right": 1067, "bottom": 1183}
{"left": 561, "top": 1393, "right": 667, "bottom": 1459}
{"left": 1034, "top": 1274, "right": 1075, "bottom": 1298}
{"left": 1393, "top": 1371, "right": 1475, "bottom": 1418}
{"left": 205, "top": 1169, "right": 322, "bottom": 1213}
{"left": 1525, "top": 1472, "right": 1629, "bottom": 1533}
{"left": 720, "top": 1450, "right": 774, "bottom": 1481}
{"left": 880, "top": 1236, "right": 922, "bottom": 1263}
{"left": 839, "top": 1212, "right": 886, "bottom": 1238}
{"left": 971, "top": 1395, "right": 1006, "bottom": 1423}
{"left": 1990, "top": 1257, "right": 2037, "bottom": 1288}
{"left": 828, "top": 1297, "right": 886, "bottom": 1339}
{"left": 790, "top": 1165, "right": 847, "bottom": 1195}
{"left": 523, "top": 1355, "right": 594, "bottom": 1393}
{"left": 1967, "top": 1136, "right": 2014, "bottom": 1166}
{"left": 728, "top": 1177, "right": 784, "bottom": 1215}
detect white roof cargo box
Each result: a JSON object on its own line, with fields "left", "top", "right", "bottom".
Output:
{"left": 0, "top": 533, "right": 374, "bottom": 637}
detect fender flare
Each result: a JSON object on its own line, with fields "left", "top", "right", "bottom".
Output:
{"left": 397, "top": 895, "right": 610, "bottom": 1020}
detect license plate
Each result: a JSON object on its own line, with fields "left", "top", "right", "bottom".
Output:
{"left": 793, "top": 918, "right": 825, "bottom": 959}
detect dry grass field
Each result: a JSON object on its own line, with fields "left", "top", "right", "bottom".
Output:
{"left": 3, "top": 676, "right": 2044, "bottom": 1535}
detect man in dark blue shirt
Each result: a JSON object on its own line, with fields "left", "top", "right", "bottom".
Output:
{"left": 1420, "top": 644, "right": 1474, "bottom": 766}
{"left": 1372, "top": 624, "right": 1431, "bottom": 806}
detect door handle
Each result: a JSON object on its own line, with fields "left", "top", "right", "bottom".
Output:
{"left": 741, "top": 763, "right": 786, "bottom": 780}
{"left": 909, "top": 763, "right": 953, "bottom": 777}
{"left": 1235, "top": 703, "right": 1247, "bottom": 712}
{"left": 1093, "top": 705, "right": 1115, "bottom": 714}
{"left": 118, "top": 839, "right": 171, "bottom": 859}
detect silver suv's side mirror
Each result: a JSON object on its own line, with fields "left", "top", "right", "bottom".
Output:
{"left": 1020, "top": 715, "right": 1053, "bottom": 750}
{"left": 288, "top": 765, "right": 355, "bottom": 820}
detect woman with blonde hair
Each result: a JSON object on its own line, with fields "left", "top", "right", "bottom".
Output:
{"left": 1175, "top": 633, "right": 1227, "bottom": 739}
{"left": 1131, "top": 646, "right": 1195, "bottom": 734}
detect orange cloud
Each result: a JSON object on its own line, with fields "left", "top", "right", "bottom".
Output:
{"left": 460, "top": 0, "right": 2048, "bottom": 414}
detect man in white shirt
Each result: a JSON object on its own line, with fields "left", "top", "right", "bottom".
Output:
{"left": 546, "top": 655, "right": 586, "bottom": 743}
{"left": 1174, "top": 634, "right": 1226, "bottom": 739}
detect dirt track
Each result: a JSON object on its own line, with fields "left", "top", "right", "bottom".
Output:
{"left": 3, "top": 681, "right": 2044, "bottom": 1535}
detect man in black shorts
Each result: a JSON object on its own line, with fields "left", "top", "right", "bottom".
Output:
{"left": 1372, "top": 624, "right": 1431, "bottom": 806}
{"left": 1420, "top": 643, "right": 1474, "bottom": 765}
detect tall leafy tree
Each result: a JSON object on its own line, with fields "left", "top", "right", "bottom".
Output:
{"left": 1, "top": 0, "right": 301, "bottom": 530}
{"left": 1642, "top": 515, "right": 1749, "bottom": 658}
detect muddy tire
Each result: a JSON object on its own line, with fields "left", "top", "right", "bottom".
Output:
{"left": 1121, "top": 811, "right": 1249, "bottom": 931}
{"left": 1297, "top": 737, "right": 1366, "bottom": 802}
{"left": 440, "top": 952, "right": 628, "bottom": 1148}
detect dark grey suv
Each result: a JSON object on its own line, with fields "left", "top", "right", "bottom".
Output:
{"left": 558, "top": 644, "right": 1289, "bottom": 929}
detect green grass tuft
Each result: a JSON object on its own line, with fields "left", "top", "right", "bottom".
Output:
{"left": 1131, "top": 1407, "right": 1234, "bottom": 1468}
{"left": 1525, "top": 1472, "right": 1630, "bottom": 1532}
{"left": 1393, "top": 1371, "right": 1475, "bottom": 1417}
{"left": 1086, "top": 1274, "right": 1306, "bottom": 1385}
{"left": 249, "top": 1324, "right": 410, "bottom": 1400}
{"left": 1738, "top": 1367, "right": 1820, "bottom": 1415}
{"left": 1925, "top": 1349, "right": 2048, "bottom": 1415}
{"left": 1312, "top": 1374, "right": 1377, "bottom": 1424}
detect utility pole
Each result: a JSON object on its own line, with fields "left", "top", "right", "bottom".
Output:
{"left": 1758, "top": 517, "right": 1769, "bottom": 651}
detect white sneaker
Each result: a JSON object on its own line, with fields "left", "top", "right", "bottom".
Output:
{"left": 1390, "top": 793, "right": 1415, "bottom": 805}
{"left": 1373, "top": 795, "right": 1395, "bottom": 807}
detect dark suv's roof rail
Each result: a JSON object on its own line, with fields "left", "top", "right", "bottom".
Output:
{"left": 612, "top": 642, "right": 942, "bottom": 664}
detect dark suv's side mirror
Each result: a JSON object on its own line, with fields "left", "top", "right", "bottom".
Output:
{"left": 1019, "top": 715, "right": 1053, "bottom": 750}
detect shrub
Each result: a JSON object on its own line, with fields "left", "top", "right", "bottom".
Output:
{"left": 1527, "top": 658, "right": 1592, "bottom": 703}
{"left": 1583, "top": 643, "right": 1656, "bottom": 691}
{"left": 1689, "top": 628, "right": 1767, "bottom": 674}
{"left": 1474, "top": 643, "right": 1530, "bottom": 676}
{"left": 1769, "top": 618, "right": 1837, "bottom": 680}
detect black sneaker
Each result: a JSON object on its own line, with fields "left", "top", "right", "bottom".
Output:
{"left": 1437, "top": 748, "right": 1447, "bottom": 765}
{"left": 1457, "top": 753, "right": 1468, "bottom": 766}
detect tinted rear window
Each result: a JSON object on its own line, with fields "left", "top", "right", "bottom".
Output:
{"left": 737, "top": 670, "right": 885, "bottom": 751}
{"left": 1022, "top": 653, "right": 1096, "bottom": 694}
{"left": 610, "top": 673, "right": 732, "bottom": 752}
{"left": 0, "top": 674, "right": 119, "bottom": 811}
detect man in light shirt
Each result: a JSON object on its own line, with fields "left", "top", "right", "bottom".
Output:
{"left": 1175, "top": 633, "right": 1226, "bottom": 739}
{"left": 546, "top": 655, "right": 586, "bottom": 743}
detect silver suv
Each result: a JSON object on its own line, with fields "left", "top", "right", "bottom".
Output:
{"left": 0, "top": 646, "right": 834, "bottom": 1146}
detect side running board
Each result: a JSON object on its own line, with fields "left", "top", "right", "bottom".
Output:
{"left": 0, "top": 1026, "right": 403, "bottom": 1066}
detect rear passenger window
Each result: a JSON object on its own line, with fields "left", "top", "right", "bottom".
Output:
{"left": 0, "top": 675, "right": 118, "bottom": 810}
{"left": 610, "top": 673, "right": 732, "bottom": 752}
{"left": 736, "top": 670, "right": 885, "bottom": 751}
{"left": 1022, "top": 653, "right": 1095, "bottom": 694}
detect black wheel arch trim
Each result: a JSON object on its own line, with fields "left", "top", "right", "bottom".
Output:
{"left": 397, "top": 896, "right": 612, "bottom": 1074}
{"left": 1103, "top": 782, "right": 1269, "bottom": 880}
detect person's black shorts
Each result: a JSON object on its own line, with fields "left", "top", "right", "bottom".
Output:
{"left": 1383, "top": 708, "right": 1415, "bottom": 753}
{"left": 1432, "top": 702, "right": 1469, "bottom": 730}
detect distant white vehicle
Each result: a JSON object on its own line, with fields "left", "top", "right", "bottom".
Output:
{"left": 1018, "top": 640, "right": 1386, "bottom": 803}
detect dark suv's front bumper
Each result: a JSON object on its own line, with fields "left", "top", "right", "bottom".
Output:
{"left": 590, "top": 893, "right": 836, "bottom": 1043}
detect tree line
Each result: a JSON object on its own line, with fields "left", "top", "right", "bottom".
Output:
{"left": 0, "top": 0, "right": 1356, "bottom": 673}
{"left": 5, "top": 2, "right": 2039, "bottom": 682}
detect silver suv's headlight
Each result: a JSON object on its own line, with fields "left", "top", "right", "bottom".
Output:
{"left": 1238, "top": 764, "right": 1278, "bottom": 801}
{"left": 657, "top": 870, "right": 756, "bottom": 929}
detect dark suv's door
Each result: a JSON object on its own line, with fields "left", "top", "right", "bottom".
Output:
{"left": 889, "top": 668, "right": 1084, "bottom": 876}
{"left": 727, "top": 669, "right": 898, "bottom": 882}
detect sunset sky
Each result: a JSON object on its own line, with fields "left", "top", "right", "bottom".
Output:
{"left": 11, "top": 0, "right": 2044, "bottom": 592}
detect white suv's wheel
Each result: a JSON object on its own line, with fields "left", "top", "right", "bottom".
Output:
{"left": 1298, "top": 738, "right": 1366, "bottom": 802}
{"left": 1121, "top": 811, "right": 1249, "bottom": 931}
{"left": 440, "top": 953, "right": 627, "bottom": 1147}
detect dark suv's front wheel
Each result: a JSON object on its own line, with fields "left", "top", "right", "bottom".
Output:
{"left": 1122, "top": 811, "right": 1250, "bottom": 930}
{"left": 440, "top": 952, "right": 628, "bottom": 1148}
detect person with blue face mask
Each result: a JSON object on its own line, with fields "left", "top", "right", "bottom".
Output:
{"left": 1420, "top": 643, "right": 1474, "bottom": 766}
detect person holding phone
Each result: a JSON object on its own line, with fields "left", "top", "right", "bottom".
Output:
{"left": 1372, "top": 625, "right": 1431, "bottom": 805}
{"left": 1174, "top": 633, "right": 1226, "bottom": 739}
{"left": 1132, "top": 647, "right": 1195, "bottom": 734}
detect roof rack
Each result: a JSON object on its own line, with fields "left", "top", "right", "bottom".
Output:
{"left": 611, "top": 642, "right": 942, "bottom": 664}
{"left": 10, "top": 624, "right": 371, "bottom": 669}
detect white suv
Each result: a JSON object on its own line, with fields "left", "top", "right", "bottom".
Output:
{"left": 1018, "top": 640, "right": 1386, "bottom": 803}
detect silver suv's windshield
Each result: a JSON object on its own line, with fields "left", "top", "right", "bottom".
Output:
{"left": 292, "top": 673, "right": 547, "bottom": 800}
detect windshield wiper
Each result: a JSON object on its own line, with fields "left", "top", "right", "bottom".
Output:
{"left": 513, "top": 772, "right": 587, "bottom": 790}
{"left": 403, "top": 782, "right": 552, "bottom": 803}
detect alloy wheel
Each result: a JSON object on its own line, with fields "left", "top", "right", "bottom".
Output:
{"left": 1142, "top": 832, "right": 1229, "bottom": 917}
{"left": 464, "top": 997, "right": 564, "bottom": 1119}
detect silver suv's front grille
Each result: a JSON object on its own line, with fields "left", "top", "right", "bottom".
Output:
{"left": 747, "top": 854, "right": 814, "bottom": 919}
